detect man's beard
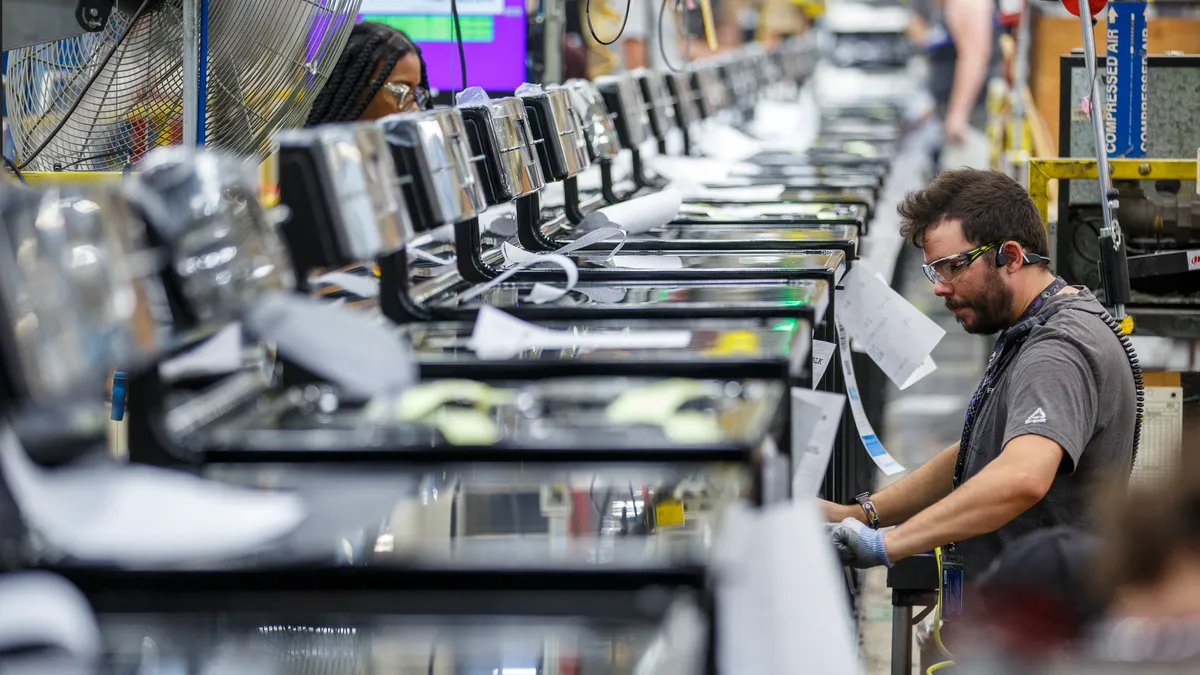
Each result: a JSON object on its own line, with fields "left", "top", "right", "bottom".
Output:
{"left": 945, "top": 268, "right": 1014, "bottom": 335}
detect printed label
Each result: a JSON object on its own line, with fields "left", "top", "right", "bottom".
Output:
{"left": 836, "top": 319, "right": 906, "bottom": 476}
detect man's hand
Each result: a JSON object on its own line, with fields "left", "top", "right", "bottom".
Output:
{"left": 816, "top": 497, "right": 864, "bottom": 523}
{"left": 829, "top": 518, "right": 892, "bottom": 569}
{"left": 944, "top": 110, "right": 968, "bottom": 146}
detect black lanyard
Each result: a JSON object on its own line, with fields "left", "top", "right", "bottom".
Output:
{"left": 952, "top": 277, "right": 1070, "bottom": 488}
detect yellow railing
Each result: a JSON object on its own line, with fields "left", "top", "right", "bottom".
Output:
{"left": 1026, "top": 158, "right": 1199, "bottom": 227}
{"left": 15, "top": 150, "right": 280, "bottom": 206}
{"left": 22, "top": 171, "right": 125, "bottom": 186}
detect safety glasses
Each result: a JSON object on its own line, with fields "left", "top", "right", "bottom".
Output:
{"left": 382, "top": 82, "right": 431, "bottom": 111}
{"left": 922, "top": 241, "right": 1051, "bottom": 285}
{"left": 921, "top": 242, "right": 1001, "bottom": 285}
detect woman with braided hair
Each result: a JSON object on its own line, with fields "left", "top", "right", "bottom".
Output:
{"left": 306, "top": 21, "right": 431, "bottom": 126}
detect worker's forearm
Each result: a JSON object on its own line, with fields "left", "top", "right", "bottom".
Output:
{"left": 946, "top": 47, "right": 991, "bottom": 125}
{"left": 882, "top": 464, "right": 1039, "bottom": 561}
{"left": 832, "top": 443, "right": 958, "bottom": 526}
{"left": 868, "top": 442, "right": 958, "bottom": 527}
{"left": 944, "top": 0, "right": 993, "bottom": 128}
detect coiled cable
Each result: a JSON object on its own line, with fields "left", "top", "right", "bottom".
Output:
{"left": 1096, "top": 310, "right": 1144, "bottom": 471}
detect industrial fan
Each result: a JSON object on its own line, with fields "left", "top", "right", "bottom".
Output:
{"left": 4, "top": 0, "right": 362, "bottom": 172}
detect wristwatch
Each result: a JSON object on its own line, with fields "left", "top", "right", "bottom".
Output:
{"left": 854, "top": 492, "right": 881, "bottom": 529}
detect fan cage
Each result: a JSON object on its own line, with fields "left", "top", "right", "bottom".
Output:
{"left": 5, "top": 0, "right": 361, "bottom": 172}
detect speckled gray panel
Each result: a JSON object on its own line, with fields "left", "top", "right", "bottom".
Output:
{"left": 1066, "top": 59, "right": 1200, "bottom": 204}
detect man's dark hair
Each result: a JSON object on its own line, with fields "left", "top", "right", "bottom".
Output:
{"left": 306, "top": 22, "right": 429, "bottom": 126}
{"left": 897, "top": 168, "right": 1049, "bottom": 258}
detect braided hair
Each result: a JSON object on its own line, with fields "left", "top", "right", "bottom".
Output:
{"left": 306, "top": 22, "right": 429, "bottom": 126}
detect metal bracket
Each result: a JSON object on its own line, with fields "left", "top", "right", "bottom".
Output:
{"left": 74, "top": 0, "right": 112, "bottom": 31}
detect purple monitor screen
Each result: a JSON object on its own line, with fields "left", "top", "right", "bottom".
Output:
{"left": 358, "top": 0, "right": 528, "bottom": 93}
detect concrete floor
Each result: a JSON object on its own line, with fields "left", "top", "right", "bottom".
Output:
{"left": 858, "top": 247, "right": 989, "bottom": 675}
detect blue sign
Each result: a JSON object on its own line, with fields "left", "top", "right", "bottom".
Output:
{"left": 1105, "top": 2, "right": 1147, "bottom": 158}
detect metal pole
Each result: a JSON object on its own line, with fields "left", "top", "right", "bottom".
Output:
{"left": 196, "top": 0, "right": 209, "bottom": 146}
{"left": 890, "top": 603, "right": 913, "bottom": 675}
{"left": 181, "top": 0, "right": 198, "bottom": 148}
{"left": 1009, "top": 0, "right": 1032, "bottom": 178}
{"left": 542, "top": 0, "right": 565, "bottom": 84}
{"left": 1078, "top": 6, "right": 1127, "bottom": 318}
{"left": 1079, "top": 9, "right": 1115, "bottom": 229}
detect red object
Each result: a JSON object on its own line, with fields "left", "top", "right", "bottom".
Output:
{"left": 1060, "top": 0, "right": 1107, "bottom": 17}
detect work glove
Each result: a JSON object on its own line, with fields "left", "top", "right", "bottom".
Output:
{"left": 829, "top": 517, "right": 892, "bottom": 569}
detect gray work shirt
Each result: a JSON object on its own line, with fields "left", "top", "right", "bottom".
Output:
{"left": 954, "top": 289, "right": 1136, "bottom": 579}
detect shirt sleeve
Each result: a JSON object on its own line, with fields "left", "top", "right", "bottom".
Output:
{"left": 1002, "top": 338, "right": 1098, "bottom": 472}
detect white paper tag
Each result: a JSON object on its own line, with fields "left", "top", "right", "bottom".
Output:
{"left": 811, "top": 339, "right": 836, "bottom": 387}
{"left": 408, "top": 246, "right": 454, "bottom": 265}
{"left": 790, "top": 388, "right": 846, "bottom": 497}
{"left": 835, "top": 319, "right": 906, "bottom": 476}
{"left": 698, "top": 121, "right": 764, "bottom": 161}
{"left": 311, "top": 271, "right": 380, "bottom": 298}
{"left": 1187, "top": 249, "right": 1200, "bottom": 271}
{"left": 468, "top": 306, "right": 693, "bottom": 359}
{"left": 715, "top": 502, "right": 862, "bottom": 675}
{"left": 160, "top": 323, "right": 243, "bottom": 380}
{"left": 471, "top": 228, "right": 628, "bottom": 305}
{"left": 582, "top": 190, "right": 682, "bottom": 235}
{"left": 458, "top": 252, "right": 579, "bottom": 305}
{"left": 0, "top": 426, "right": 306, "bottom": 565}
{"left": 665, "top": 128, "right": 686, "bottom": 156}
{"left": 0, "top": 572, "right": 102, "bottom": 662}
{"left": 556, "top": 226, "right": 628, "bottom": 256}
{"left": 834, "top": 263, "right": 945, "bottom": 389}
{"left": 899, "top": 355, "right": 938, "bottom": 391}
{"left": 684, "top": 185, "right": 786, "bottom": 201}
{"left": 527, "top": 282, "right": 570, "bottom": 304}
{"left": 750, "top": 100, "right": 816, "bottom": 152}
{"left": 502, "top": 241, "right": 539, "bottom": 266}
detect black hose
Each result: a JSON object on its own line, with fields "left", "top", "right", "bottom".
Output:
{"left": 658, "top": 0, "right": 682, "bottom": 72}
{"left": 586, "top": 0, "right": 632, "bottom": 46}
{"left": 2, "top": 155, "right": 26, "bottom": 183}
{"left": 449, "top": 0, "right": 468, "bottom": 95}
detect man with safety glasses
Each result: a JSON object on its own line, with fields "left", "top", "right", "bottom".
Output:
{"left": 823, "top": 169, "right": 1139, "bottom": 582}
